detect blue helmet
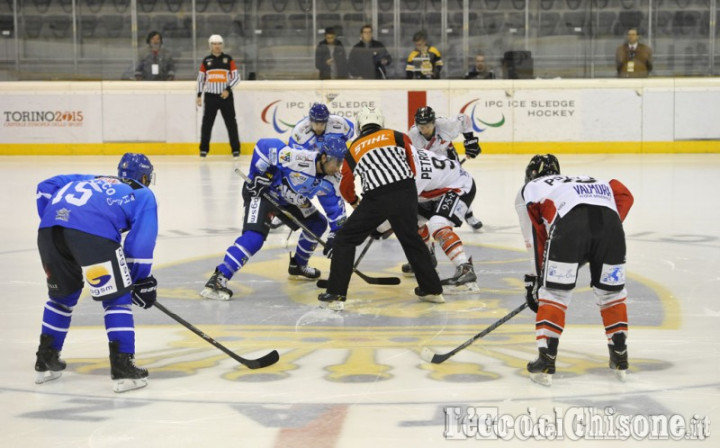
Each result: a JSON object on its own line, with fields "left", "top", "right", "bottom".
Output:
{"left": 320, "top": 135, "right": 347, "bottom": 161}
{"left": 309, "top": 103, "right": 330, "bottom": 123}
{"left": 118, "top": 153, "right": 154, "bottom": 186}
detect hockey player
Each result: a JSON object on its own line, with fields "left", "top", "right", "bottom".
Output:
{"left": 201, "top": 136, "right": 347, "bottom": 300}
{"left": 517, "top": 154, "right": 634, "bottom": 386}
{"left": 288, "top": 102, "right": 354, "bottom": 151}
{"left": 318, "top": 106, "right": 444, "bottom": 310}
{"left": 34, "top": 153, "right": 158, "bottom": 393}
{"left": 401, "top": 147, "right": 479, "bottom": 291}
{"left": 408, "top": 106, "right": 483, "bottom": 230}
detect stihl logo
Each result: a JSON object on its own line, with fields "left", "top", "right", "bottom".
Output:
{"left": 354, "top": 133, "right": 389, "bottom": 154}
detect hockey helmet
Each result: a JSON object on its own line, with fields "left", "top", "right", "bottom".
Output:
{"left": 320, "top": 135, "right": 348, "bottom": 162}
{"left": 118, "top": 153, "right": 154, "bottom": 186}
{"left": 525, "top": 154, "right": 560, "bottom": 183}
{"left": 309, "top": 103, "right": 330, "bottom": 123}
{"left": 356, "top": 106, "right": 384, "bottom": 132}
{"left": 414, "top": 106, "right": 436, "bottom": 125}
{"left": 208, "top": 34, "right": 223, "bottom": 46}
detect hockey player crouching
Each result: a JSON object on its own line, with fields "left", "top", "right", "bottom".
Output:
{"left": 201, "top": 136, "right": 348, "bottom": 300}
{"left": 402, "top": 147, "right": 480, "bottom": 295}
{"left": 408, "top": 106, "right": 483, "bottom": 230}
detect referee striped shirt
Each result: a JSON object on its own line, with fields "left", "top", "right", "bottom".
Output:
{"left": 196, "top": 53, "right": 239, "bottom": 97}
{"left": 340, "top": 129, "right": 417, "bottom": 204}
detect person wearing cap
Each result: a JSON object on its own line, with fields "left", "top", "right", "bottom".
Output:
{"left": 196, "top": 34, "right": 242, "bottom": 158}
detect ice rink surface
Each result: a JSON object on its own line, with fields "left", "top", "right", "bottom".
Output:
{"left": 1, "top": 153, "right": 718, "bottom": 447}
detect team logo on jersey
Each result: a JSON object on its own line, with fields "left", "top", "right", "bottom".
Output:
{"left": 545, "top": 261, "right": 578, "bottom": 285}
{"left": 261, "top": 100, "right": 297, "bottom": 134}
{"left": 83, "top": 261, "right": 117, "bottom": 297}
{"left": 279, "top": 150, "right": 292, "bottom": 163}
{"left": 55, "top": 208, "right": 71, "bottom": 222}
{"left": 601, "top": 264, "right": 625, "bottom": 286}
{"left": 460, "top": 99, "right": 505, "bottom": 133}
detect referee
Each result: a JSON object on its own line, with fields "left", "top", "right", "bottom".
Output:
{"left": 318, "top": 106, "right": 444, "bottom": 310}
{"left": 196, "top": 34, "right": 241, "bottom": 158}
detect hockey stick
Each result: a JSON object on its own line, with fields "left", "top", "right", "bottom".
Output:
{"left": 316, "top": 236, "right": 374, "bottom": 289}
{"left": 154, "top": 301, "right": 280, "bottom": 369}
{"left": 234, "top": 168, "right": 401, "bottom": 286}
{"left": 420, "top": 301, "right": 528, "bottom": 364}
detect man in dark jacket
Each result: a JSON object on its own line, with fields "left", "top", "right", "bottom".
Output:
{"left": 348, "top": 25, "right": 392, "bottom": 79}
{"left": 315, "top": 27, "right": 348, "bottom": 80}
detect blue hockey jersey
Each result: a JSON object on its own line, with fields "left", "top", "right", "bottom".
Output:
{"left": 249, "top": 138, "right": 346, "bottom": 231}
{"left": 36, "top": 174, "right": 158, "bottom": 281}
{"left": 288, "top": 114, "right": 354, "bottom": 151}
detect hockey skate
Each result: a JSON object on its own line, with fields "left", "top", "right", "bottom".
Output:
{"left": 109, "top": 341, "right": 148, "bottom": 393}
{"left": 608, "top": 333, "right": 629, "bottom": 381}
{"left": 318, "top": 292, "right": 347, "bottom": 311}
{"left": 401, "top": 245, "right": 437, "bottom": 277}
{"left": 415, "top": 286, "right": 445, "bottom": 304}
{"left": 465, "top": 213, "right": 483, "bottom": 231}
{"left": 200, "top": 268, "right": 233, "bottom": 301}
{"left": 232, "top": 151, "right": 240, "bottom": 159}
{"left": 527, "top": 338, "right": 558, "bottom": 386}
{"left": 440, "top": 258, "right": 480, "bottom": 293}
{"left": 35, "top": 334, "right": 66, "bottom": 384}
{"left": 288, "top": 256, "right": 320, "bottom": 280}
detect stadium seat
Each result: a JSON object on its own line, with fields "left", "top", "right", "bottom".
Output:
{"left": 48, "top": 15, "right": 72, "bottom": 39}
{"left": 23, "top": 15, "right": 43, "bottom": 39}
{"left": 560, "top": 11, "right": 588, "bottom": 35}
{"left": 318, "top": 13, "right": 342, "bottom": 34}
{"left": 481, "top": 12, "right": 504, "bottom": 35}
{"left": 101, "top": 15, "right": 126, "bottom": 38}
{"left": 539, "top": 12, "right": 561, "bottom": 36}
{"left": 79, "top": 15, "right": 99, "bottom": 39}
{"left": 217, "top": 0, "right": 235, "bottom": 13}
{"left": 654, "top": 10, "right": 673, "bottom": 36}
{"left": 615, "top": 10, "right": 644, "bottom": 36}
{"left": 343, "top": 13, "right": 366, "bottom": 37}
{"left": 672, "top": 11, "right": 701, "bottom": 36}
{"left": 259, "top": 14, "right": 287, "bottom": 38}
{"left": 85, "top": 0, "right": 104, "bottom": 13}
{"left": 505, "top": 12, "right": 525, "bottom": 34}
{"left": 31, "top": 0, "right": 51, "bottom": 13}
{"left": 137, "top": 0, "right": 157, "bottom": 13}
{"left": 58, "top": 0, "right": 73, "bottom": 13}
{"left": 0, "top": 15, "right": 14, "bottom": 38}
{"left": 594, "top": 11, "right": 617, "bottom": 37}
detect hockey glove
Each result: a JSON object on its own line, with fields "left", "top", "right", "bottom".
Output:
{"left": 323, "top": 233, "right": 335, "bottom": 259}
{"left": 524, "top": 274, "right": 539, "bottom": 313}
{"left": 132, "top": 275, "right": 157, "bottom": 309}
{"left": 370, "top": 220, "right": 393, "bottom": 240}
{"left": 463, "top": 135, "right": 481, "bottom": 159}
{"left": 246, "top": 175, "right": 272, "bottom": 198}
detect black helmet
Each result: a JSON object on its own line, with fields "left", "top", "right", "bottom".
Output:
{"left": 414, "top": 106, "right": 436, "bottom": 125}
{"left": 525, "top": 154, "right": 560, "bottom": 183}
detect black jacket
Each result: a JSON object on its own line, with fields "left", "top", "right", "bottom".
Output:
{"left": 315, "top": 40, "right": 349, "bottom": 80}
{"left": 348, "top": 40, "right": 392, "bottom": 79}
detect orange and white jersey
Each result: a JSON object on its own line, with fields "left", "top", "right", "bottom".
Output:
{"left": 412, "top": 147, "right": 473, "bottom": 202}
{"left": 196, "top": 53, "right": 239, "bottom": 96}
{"left": 408, "top": 114, "right": 473, "bottom": 156}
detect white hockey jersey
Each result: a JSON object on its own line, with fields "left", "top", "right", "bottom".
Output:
{"left": 412, "top": 147, "right": 473, "bottom": 202}
{"left": 408, "top": 114, "right": 473, "bottom": 156}
{"left": 288, "top": 114, "right": 354, "bottom": 150}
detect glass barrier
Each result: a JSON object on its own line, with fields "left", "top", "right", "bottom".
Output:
{"left": 0, "top": 0, "right": 716, "bottom": 81}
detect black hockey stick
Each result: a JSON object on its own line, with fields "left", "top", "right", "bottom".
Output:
{"left": 316, "top": 236, "right": 374, "bottom": 289}
{"left": 234, "top": 168, "right": 401, "bottom": 286}
{"left": 154, "top": 301, "right": 280, "bottom": 369}
{"left": 420, "top": 301, "right": 528, "bottom": 364}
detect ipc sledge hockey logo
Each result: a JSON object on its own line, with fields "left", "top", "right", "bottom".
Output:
{"left": 460, "top": 99, "right": 505, "bottom": 133}
{"left": 261, "top": 100, "right": 300, "bottom": 133}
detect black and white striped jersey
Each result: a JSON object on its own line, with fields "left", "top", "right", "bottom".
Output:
{"left": 196, "top": 53, "right": 239, "bottom": 96}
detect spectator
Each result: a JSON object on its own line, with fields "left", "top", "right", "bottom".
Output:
{"left": 348, "top": 25, "right": 392, "bottom": 79}
{"left": 464, "top": 53, "right": 495, "bottom": 79}
{"left": 616, "top": 28, "right": 652, "bottom": 78}
{"left": 315, "top": 27, "right": 348, "bottom": 80}
{"left": 135, "top": 31, "right": 175, "bottom": 81}
{"left": 406, "top": 31, "right": 443, "bottom": 79}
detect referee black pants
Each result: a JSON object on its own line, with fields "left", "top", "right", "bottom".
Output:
{"left": 327, "top": 180, "right": 443, "bottom": 296}
{"left": 199, "top": 92, "right": 241, "bottom": 155}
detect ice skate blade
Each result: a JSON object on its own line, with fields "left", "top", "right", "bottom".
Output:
{"left": 614, "top": 369, "right": 627, "bottom": 382}
{"left": 113, "top": 378, "right": 148, "bottom": 393}
{"left": 200, "top": 288, "right": 231, "bottom": 301}
{"left": 417, "top": 293, "right": 445, "bottom": 304}
{"left": 288, "top": 275, "right": 319, "bottom": 281}
{"left": 442, "top": 282, "right": 480, "bottom": 295}
{"left": 529, "top": 372, "right": 552, "bottom": 386}
{"left": 35, "top": 370, "right": 62, "bottom": 384}
{"left": 318, "top": 301, "right": 344, "bottom": 311}
{"left": 402, "top": 272, "right": 415, "bottom": 278}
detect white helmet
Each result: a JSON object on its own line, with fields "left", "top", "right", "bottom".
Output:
{"left": 356, "top": 106, "right": 384, "bottom": 132}
{"left": 208, "top": 34, "right": 223, "bottom": 47}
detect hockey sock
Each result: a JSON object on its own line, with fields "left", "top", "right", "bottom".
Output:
{"left": 219, "top": 230, "right": 264, "bottom": 278}
{"left": 601, "top": 301, "right": 628, "bottom": 345}
{"left": 293, "top": 231, "right": 318, "bottom": 266}
{"left": 103, "top": 294, "right": 135, "bottom": 354}
{"left": 535, "top": 300, "right": 567, "bottom": 350}
{"left": 40, "top": 291, "right": 81, "bottom": 351}
{"left": 432, "top": 227, "right": 468, "bottom": 266}
{"left": 418, "top": 225, "right": 432, "bottom": 249}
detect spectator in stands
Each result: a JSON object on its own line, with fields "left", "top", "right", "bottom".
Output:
{"left": 348, "top": 25, "right": 392, "bottom": 79}
{"left": 135, "top": 31, "right": 175, "bottom": 81}
{"left": 616, "top": 28, "right": 652, "bottom": 78}
{"left": 464, "top": 53, "right": 496, "bottom": 79}
{"left": 405, "top": 31, "right": 443, "bottom": 79}
{"left": 315, "top": 27, "right": 349, "bottom": 80}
